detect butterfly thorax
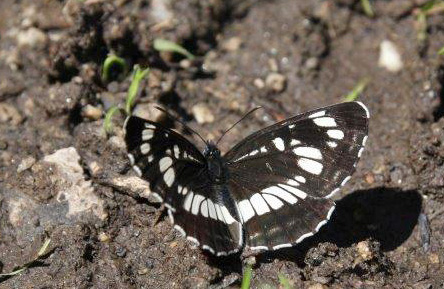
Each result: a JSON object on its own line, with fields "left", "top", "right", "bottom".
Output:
{"left": 203, "top": 142, "right": 228, "bottom": 184}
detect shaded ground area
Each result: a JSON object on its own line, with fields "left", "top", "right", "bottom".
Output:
{"left": 0, "top": 0, "right": 444, "bottom": 288}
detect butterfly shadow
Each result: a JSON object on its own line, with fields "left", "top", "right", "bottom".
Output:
{"left": 256, "top": 187, "right": 423, "bottom": 266}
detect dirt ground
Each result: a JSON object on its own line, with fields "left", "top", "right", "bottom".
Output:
{"left": 0, "top": 0, "right": 444, "bottom": 288}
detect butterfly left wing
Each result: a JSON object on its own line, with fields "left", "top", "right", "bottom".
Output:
{"left": 224, "top": 101, "right": 369, "bottom": 250}
{"left": 124, "top": 116, "right": 243, "bottom": 255}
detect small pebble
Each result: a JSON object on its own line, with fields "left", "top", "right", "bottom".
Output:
{"left": 17, "top": 156, "right": 36, "bottom": 173}
{"left": 82, "top": 105, "right": 103, "bottom": 120}
{"left": 265, "top": 72, "right": 287, "bottom": 93}
{"left": 17, "top": 27, "right": 48, "bottom": 49}
{"left": 192, "top": 103, "right": 215, "bottom": 124}
{"left": 378, "top": 40, "right": 403, "bottom": 73}
{"left": 108, "top": 136, "right": 126, "bottom": 149}
{"left": 222, "top": 37, "right": 242, "bottom": 51}
{"left": 429, "top": 253, "right": 439, "bottom": 264}
{"left": 89, "top": 161, "right": 101, "bottom": 176}
{"left": 356, "top": 241, "right": 373, "bottom": 261}
{"left": 98, "top": 232, "right": 110, "bottom": 242}
{"left": 253, "top": 78, "right": 265, "bottom": 89}
{"left": 115, "top": 246, "right": 126, "bottom": 257}
{"left": 305, "top": 57, "right": 319, "bottom": 70}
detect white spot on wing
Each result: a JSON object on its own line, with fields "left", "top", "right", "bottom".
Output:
{"left": 289, "top": 124, "right": 295, "bottom": 129}
{"left": 358, "top": 147, "right": 365, "bottom": 157}
{"left": 260, "top": 146, "right": 267, "bottom": 153}
{"left": 327, "top": 141, "right": 338, "bottom": 148}
{"left": 128, "top": 154, "right": 135, "bottom": 165}
{"left": 174, "top": 225, "right": 186, "bottom": 236}
{"left": 200, "top": 200, "right": 208, "bottom": 217}
{"left": 133, "top": 165, "right": 142, "bottom": 176}
{"left": 273, "top": 243, "right": 293, "bottom": 250}
{"left": 293, "top": 147, "right": 322, "bottom": 160}
{"left": 295, "top": 176, "right": 306, "bottom": 183}
{"left": 238, "top": 200, "right": 255, "bottom": 222}
{"left": 163, "top": 167, "right": 175, "bottom": 187}
{"left": 341, "top": 176, "right": 351, "bottom": 186}
{"left": 184, "top": 192, "right": 194, "bottom": 211}
{"left": 249, "top": 150, "right": 259, "bottom": 156}
{"left": 279, "top": 184, "right": 307, "bottom": 199}
{"left": 313, "top": 117, "right": 337, "bottom": 127}
{"left": 298, "top": 158, "right": 323, "bottom": 175}
{"left": 262, "top": 193, "right": 284, "bottom": 210}
{"left": 144, "top": 124, "right": 156, "bottom": 129}
{"left": 356, "top": 101, "right": 370, "bottom": 118}
{"left": 287, "top": 179, "right": 299, "bottom": 186}
{"left": 296, "top": 232, "right": 314, "bottom": 243}
{"left": 207, "top": 199, "right": 217, "bottom": 220}
{"left": 187, "top": 236, "right": 199, "bottom": 245}
{"left": 191, "top": 194, "right": 205, "bottom": 215}
{"left": 327, "top": 129, "right": 344, "bottom": 140}
{"left": 326, "top": 188, "right": 340, "bottom": 198}
{"left": 140, "top": 143, "right": 151, "bottom": 154}
{"left": 272, "top": 137, "right": 285, "bottom": 151}
{"left": 142, "top": 129, "right": 154, "bottom": 141}
{"left": 159, "top": 157, "right": 172, "bottom": 172}
{"left": 261, "top": 186, "right": 298, "bottom": 204}
{"left": 308, "top": 110, "right": 326, "bottom": 118}
{"left": 290, "top": 139, "right": 301, "bottom": 146}
{"left": 202, "top": 245, "right": 215, "bottom": 254}
{"left": 250, "top": 193, "right": 271, "bottom": 215}
{"left": 221, "top": 206, "right": 236, "bottom": 224}
{"left": 173, "top": 145, "right": 180, "bottom": 159}
{"left": 362, "top": 135, "right": 368, "bottom": 146}
{"left": 250, "top": 245, "right": 268, "bottom": 251}
{"left": 215, "top": 204, "right": 224, "bottom": 222}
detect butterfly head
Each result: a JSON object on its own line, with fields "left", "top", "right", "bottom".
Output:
{"left": 203, "top": 140, "right": 221, "bottom": 159}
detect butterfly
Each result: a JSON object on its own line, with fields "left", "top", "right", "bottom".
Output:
{"left": 124, "top": 101, "right": 369, "bottom": 256}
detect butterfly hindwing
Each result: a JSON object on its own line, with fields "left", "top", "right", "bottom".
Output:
{"left": 225, "top": 101, "right": 369, "bottom": 250}
{"left": 124, "top": 116, "right": 243, "bottom": 255}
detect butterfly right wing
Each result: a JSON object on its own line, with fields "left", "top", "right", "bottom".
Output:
{"left": 124, "top": 116, "right": 243, "bottom": 255}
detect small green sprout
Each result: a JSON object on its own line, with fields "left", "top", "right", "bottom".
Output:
{"left": 439, "top": 46, "right": 444, "bottom": 55}
{"left": 343, "top": 78, "right": 369, "bottom": 102}
{"left": 102, "top": 54, "right": 127, "bottom": 83}
{"left": 0, "top": 238, "right": 51, "bottom": 278}
{"left": 241, "top": 264, "right": 253, "bottom": 289}
{"left": 103, "top": 106, "right": 120, "bottom": 134}
{"left": 360, "top": 0, "right": 375, "bottom": 17}
{"left": 125, "top": 65, "right": 150, "bottom": 115}
{"left": 153, "top": 38, "right": 195, "bottom": 60}
{"left": 416, "top": 1, "right": 444, "bottom": 45}
{"left": 278, "top": 274, "right": 294, "bottom": 289}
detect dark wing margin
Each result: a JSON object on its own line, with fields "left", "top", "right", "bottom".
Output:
{"left": 224, "top": 101, "right": 369, "bottom": 251}
{"left": 124, "top": 116, "right": 243, "bottom": 256}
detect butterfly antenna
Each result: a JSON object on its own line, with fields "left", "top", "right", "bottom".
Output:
{"left": 154, "top": 106, "right": 208, "bottom": 145}
{"left": 215, "top": 106, "right": 262, "bottom": 146}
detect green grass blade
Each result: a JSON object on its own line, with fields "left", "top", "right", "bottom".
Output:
{"left": 278, "top": 274, "right": 294, "bottom": 289}
{"left": 241, "top": 264, "right": 253, "bottom": 289}
{"left": 360, "top": 0, "right": 374, "bottom": 17}
{"left": 439, "top": 46, "right": 444, "bottom": 55}
{"left": 102, "top": 54, "right": 127, "bottom": 82}
{"left": 153, "top": 38, "right": 195, "bottom": 60}
{"left": 104, "top": 106, "right": 120, "bottom": 134}
{"left": 125, "top": 65, "right": 150, "bottom": 115}
{"left": 343, "top": 78, "right": 369, "bottom": 102}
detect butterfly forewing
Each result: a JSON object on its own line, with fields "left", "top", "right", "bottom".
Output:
{"left": 124, "top": 116, "right": 243, "bottom": 255}
{"left": 225, "top": 101, "right": 369, "bottom": 250}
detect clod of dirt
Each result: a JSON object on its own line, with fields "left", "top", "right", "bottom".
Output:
{"left": 43, "top": 147, "right": 107, "bottom": 220}
{"left": 16, "top": 156, "right": 36, "bottom": 173}
{"left": 192, "top": 103, "right": 215, "bottom": 124}
{"left": 81, "top": 104, "right": 103, "bottom": 120}
{"left": 222, "top": 37, "right": 242, "bottom": 52}
{"left": 265, "top": 72, "right": 287, "bottom": 93}
{"left": 378, "top": 40, "right": 403, "bottom": 73}
{"left": 0, "top": 102, "right": 23, "bottom": 125}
